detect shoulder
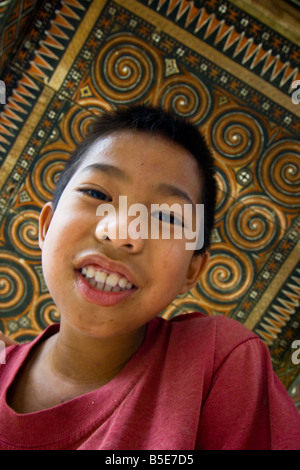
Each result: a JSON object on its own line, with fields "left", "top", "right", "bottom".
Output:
{"left": 156, "top": 311, "right": 257, "bottom": 344}
{"left": 154, "top": 312, "right": 261, "bottom": 368}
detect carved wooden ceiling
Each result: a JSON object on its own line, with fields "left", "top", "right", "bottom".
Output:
{"left": 0, "top": 0, "right": 299, "bottom": 410}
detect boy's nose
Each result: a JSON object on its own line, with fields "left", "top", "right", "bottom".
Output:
{"left": 94, "top": 213, "right": 145, "bottom": 252}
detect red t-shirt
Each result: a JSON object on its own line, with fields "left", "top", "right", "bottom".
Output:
{"left": 0, "top": 313, "right": 299, "bottom": 450}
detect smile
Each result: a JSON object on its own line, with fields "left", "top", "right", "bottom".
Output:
{"left": 74, "top": 254, "right": 138, "bottom": 306}
{"left": 75, "top": 270, "right": 136, "bottom": 307}
{"left": 81, "top": 265, "right": 133, "bottom": 292}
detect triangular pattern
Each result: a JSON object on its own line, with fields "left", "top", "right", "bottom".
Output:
{"left": 241, "top": 41, "right": 260, "bottom": 65}
{"left": 203, "top": 14, "right": 221, "bottom": 40}
{"left": 260, "top": 52, "right": 276, "bottom": 75}
{"left": 274, "top": 298, "right": 298, "bottom": 317}
{"left": 26, "top": 0, "right": 87, "bottom": 81}
{"left": 249, "top": 46, "right": 271, "bottom": 70}
{"left": 4, "top": 99, "right": 27, "bottom": 117}
{"left": 232, "top": 33, "right": 250, "bottom": 58}
{"left": 270, "top": 57, "right": 288, "bottom": 82}
{"left": 155, "top": 0, "right": 169, "bottom": 11}
{"left": 269, "top": 312, "right": 288, "bottom": 327}
{"left": 193, "top": 9, "right": 212, "bottom": 34}
{"left": 223, "top": 28, "right": 241, "bottom": 51}
{"left": 29, "top": 54, "right": 54, "bottom": 80}
{"left": 184, "top": 3, "right": 201, "bottom": 28}
{"left": 175, "top": 0, "right": 195, "bottom": 23}
{"left": 64, "top": 0, "right": 86, "bottom": 9}
{"left": 59, "top": 3, "right": 81, "bottom": 20}
{"left": 11, "top": 89, "right": 32, "bottom": 107}
{"left": 157, "top": 0, "right": 298, "bottom": 91}
{"left": 256, "top": 269, "right": 300, "bottom": 346}
{"left": 166, "top": 0, "right": 182, "bottom": 17}
{"left": 214, "top": 22, "right": 233, "bottom": 46}
{"left": 19, "top": 75, "right": 40, "bottom": 93}
{"left": 0, "top": 1, "right": 88, "bottom": 148}
{"left": 258, "top": 320, "right": 282, "bottom": 345}
{"left": 281, "top": 65, "right": 299, "bottom": 88}
{"left": 0, "top": 114, "right": 19, "bottom": 130}
{"left": 0, "top": 124, "right": 13, "bottom": 138}
{"left": 43, "top": 32, "right": 67, "bottom": 51}
{"left": 54, "top": 11, "right": 75, "bottom": 30}
{"left": 258, "top": 316, "right": 290, "bottom": 346}
{"left": 48, "top": 23, "right": 69, "bottom": 40}
{"left": 38, "top": 45, "right": 59, "bottom": 61}
{"left": 0, "top": 74, "right": 40, "bottom": 148}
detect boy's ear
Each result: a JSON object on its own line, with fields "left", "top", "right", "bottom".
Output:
{"left": 179, "top": 251, "right": 210, "bottom": 295}
{"left": 39, "top": 202, "right": 54, "bottom": 250}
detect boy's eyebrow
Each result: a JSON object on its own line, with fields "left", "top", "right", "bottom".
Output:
{"left": 155, "top": 183, "right": 196, "bottom": 208}
{"left": 81, "top": 163, "right": 130, "bottom": 182}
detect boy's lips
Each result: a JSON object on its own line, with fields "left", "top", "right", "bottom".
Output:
{"left": 73, "top": 253, "right": 138, "bottom": 306}
{"left": 74, "top": 253, "right": 137, "bottom": 287}
{"left": 75, "top": 271, "right": 137, "bottom": 306}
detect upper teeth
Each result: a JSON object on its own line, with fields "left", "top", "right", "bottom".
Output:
{"left": 81, "top": 266, "right": 133, "bottom": 292}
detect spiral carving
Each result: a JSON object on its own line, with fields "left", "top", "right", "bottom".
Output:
{"left": 61, "top": 107, "right": 96, "bottom": 146}
{"left": 10, "top": 212, "right": 40, "bottom": 258}
{"left": 160, "top": 74, "right": 211, "bottom": 124}
{"left": 197, "top": 247, "right": 253, "bottom": 303}
{"left": 211, "top": 110, "right": 264, "bottom": 164}
{"left": 3, "top": 209, "right": 41, "bottom": 259}
{"left": 35, "top": 295, "right": 60, "bottom": 330}
{"left": 162, "top": 298, "right": 211, "bottom": 320}
{"left": 92, "top": 35, "right": 157, "bottom": 103}
{"left": 0, "top": 254, "right": 35, "bottom": 315}
{"left": 258, "top": 140, "right": 300, "bottom": 208}
{"left": 214, "top": 166, "right": 236, "bottom": 221}
{"left": 31, "top": 153, "right": 66, "bottom": 204}
{"left": 225, "top": 197, "right": 284, "bottom": 251}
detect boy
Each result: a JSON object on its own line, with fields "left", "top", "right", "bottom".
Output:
{"left": 0, "top": 105, "right": 299, "bottom": 450}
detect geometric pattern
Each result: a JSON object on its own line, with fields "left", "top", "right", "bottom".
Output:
{"left": 0, "top": 0, "right": 39, "bottom": 75}
{"left": 0, "top": 0, "right": 299, "bottom": 409}
{"left": 145, "top": 0, "right": 300, "bottom": 94}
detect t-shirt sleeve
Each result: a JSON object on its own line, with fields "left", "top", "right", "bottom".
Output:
{"left": 196, "top": 336, "right": 300, "bottom": 450}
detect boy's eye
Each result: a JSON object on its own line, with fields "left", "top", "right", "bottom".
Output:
{"left": 152, "top": 211, "right": 183, "bottom": 226}
{"left": 79, "top": 188, "right": 112, "bottom": 202}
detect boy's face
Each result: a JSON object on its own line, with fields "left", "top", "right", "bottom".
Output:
{"left": 39, "top": 130, "right": 208, "bottom": 339}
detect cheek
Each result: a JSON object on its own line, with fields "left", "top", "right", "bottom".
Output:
{"left": 150, "top": 242, "right": 191, "bottom": 292}
{"left": 41, "top": 211, "right": 85, "bottom": 280}
{"left": 44, "top": 207, "right": 90, "bottom": 251}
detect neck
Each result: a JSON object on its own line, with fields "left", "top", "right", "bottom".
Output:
{"left": 45, "top": 319, "right": 147, "bottom": 387}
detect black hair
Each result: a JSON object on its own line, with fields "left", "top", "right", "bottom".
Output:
{"left": 52, "top": 104, "right": 217, "bottom": 254}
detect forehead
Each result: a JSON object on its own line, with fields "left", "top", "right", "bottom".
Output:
{"left": 76, "top": 130, "right": 203, "bottom": 201}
